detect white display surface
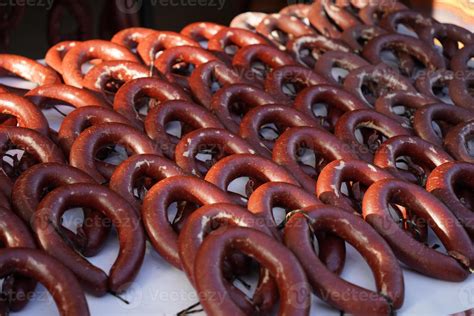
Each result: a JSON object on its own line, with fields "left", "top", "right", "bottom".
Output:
{"left": 1, "top": 58, "right": 473, "bottom": 316}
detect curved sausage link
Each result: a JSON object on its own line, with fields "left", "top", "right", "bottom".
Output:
{"left": 109, "top": 154, "right": 185, "bottom": 212}
{"left": 144, "top": 101, "right": 223, "bottom": 159}
{"left": 45, "top": 41, "right": 80, "bottom": 74}
{"left": 26, "top": 83, "right": 109, "bottom": 109}
{"left": 141, "top": 176, "right": 233, "bottom": 268}
{"left": 178, "top": 203, "right": 278, "bottom": 314}
{"left": 426, "top": 162, "right": 474, "bottom": 237}
{"left": 194, "top": 227, "right": 310, "bottom": 316}
{"left": 379, "top": 9, "right": 434, "bottom": 35}
{"left": 264, "top": 65, "right": 327, "bottom": 104}
{"left": 0, "top": 93, "right": 49, "bottom": 136}
{"left": 444, "top": 120, "right": 474, "bottom": 163}
{"left": 334, "top": 109, "right": 413, "bottom": 162}
{"left": 413, "top": 103, "right": 474, "bottom": 147}
{"left": 11, "top": 162, "right": 109, "bottom": 257}
{"left": 316, "top": 159, "right": 396, "bottom": 214}
{"left": 293, "top": 84, "right": 369, "bottom": 132}
{"left": 62, "top": 40, "right": 140, "bottom": 88}
{"left": 284, "top": 206, "right": 404, "bottom": 315}
{"left": 247, "top": 182, "right": 346, "bottom": 276}
{"left": 0, "top": 248, "right": 90, "bottom": 316}
{"left": 232, "top": 44, "right": 296, "bottom": 86}
{"left": 205, "top": 154, "right": 300, "bottom": 206}
{"left": 307, "top": 0, "right": 346, "bottom": 38}
{"left": 362, "top": 179, "right": 474, "bottom": 281}
{"left": 58, "top": 106, "right": 132, "bottom": 155}
{"left": 31, "top": 183, "right": 145, "bottom": 295}
{"left": 0, "top": 207, "right": 36, "bottom": 312}
{"left": 175, "top": 128, "right": 255, "bottom": 177}
{"left": 181, "top": 22, "right": 225, "bottom": 43}
{"left": 256, "top": 13, "right": 314, "bottom": 50}
{"left": 189, "top": 60, "right": 245, "bottom": 108}
{"left": 137, "top": 31, "right": 200, "bottom": 66}
{"left": 419, "top": 23, "right": 473, "bottom": 60}
{"left": 273, "top": 127, "right": 358, "bottom": 193}
{"left": 314, "top": 51, "right": 370, "bottom": 85}
{"left": 230, "top": 12, "right": 267, "bottom": 31}
{"left": 415, "top": 70, "right": 456, "bottom": 104}
{"left": 374, "top": 135, "right": 453, "bottom": 184}
{"left": 0, "top": 126, "right": 65, "bottom": 180}
{"left": 287, "top": 34, "right": 351, "bottom": 68}
{"left": 0, "top": 54, "right": 60, "bottom": 88}
{"left": 207, "top": 28, "right": 269, "bottom": 56}
{"left": 239, "top": 104, "right": 318, "bottom": 158}
{"left": 374, "top": 91, "right": 436, "bottom": 126}
{"left": 341, "top": 25, "right": 387, "bottom": 53}
{"left": 113, "top": 77, "right": 190, "bottom": 129}
{"left": 111, "top": 27, "right": 156, "bottom": 51}
{"left": 343, "top": 64, "right": 416, "bottom": 107}
{"left": 210, "top": 83, "right": 277, "bottom": 134}
{"left": 82, "top": 60, "right": 150, "bottom": 103}
{"left": 154, "top": 46, "right": 218, "bottom": 88}
{"left": 69, "top": 122, "right": 160, "bottom": 184}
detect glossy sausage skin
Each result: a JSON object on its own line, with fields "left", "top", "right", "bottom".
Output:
{"left": 195, "top": 227, "right": 311, "bottom": 316}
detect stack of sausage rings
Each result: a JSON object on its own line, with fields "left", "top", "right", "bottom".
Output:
{"left": 0, "top": 0, "right": 472, "bottom": 315}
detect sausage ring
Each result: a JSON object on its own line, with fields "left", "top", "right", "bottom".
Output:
{"left": 113, "top": 77, "right": 190, "bottom": 129}
{"left": 194, "top": 227, "right": 310, "bottom": 316}
{"left": 293, "top": 84, "right": 369, "bottom": 131}
{"left": 205, "top": 154, "right": 300, "bottom": 206}
{"left": 373, "top": 135, "right": 453, "bottom": 184}
{"left": 141, "top": 175, "right": 232, "bottom": 268}
{"left": 57, "top": 106, "right": 132, "bottom": 155}
{"left": 413, "top": 103, "right": 474, "bottom": 147}
{"left": 180, "top": 22, "right": 225, "bottom": 43}
{"left": 287, "top": 34, "right": 351, "bottom": 68}
{"left": 189, "top": 60, "right": 245, "bottom": 108}
{"left": 61, "top": 40, "right": 140, "bottom": 88}
{"left": 11, "top": 162, "right": 109, "bottom": 258}
{"left": 0, "top": 126, "right": 65, "bottom": 180}
{"left": 32, "top": 183, "right": 145, "bottom": 295}
{"left": 69, "top": 122, "right": 159, "bottom": 184}
{"left": 239, "top": 104, "right": 318, "bottom": 158}
{"left": 284, "top": 206, "right": 404, "bottom": 315}
{"left": 137, "top": 31, "right": 200, "bottom": 66}
{"left": 374, "top": 91, "right": 435, "bottom": 126}
{"left": 175, "top": 128, "right": 255, "bottom": 177}
{"left": 418, "top": 23, "right": 473, "bottom": 60}
{"left": 415, "top": 70, "right": 456, "bottom": 104}
{"left": 264, "top": 65, "right": 327, "bottom": 104}
{"left": 207, "top": 28, "right": 269, "bottom": 56}
{"left": 316, "top": 159, "right": 396, "bottom": 214}
{"left": 109, "top": 154, "right": 185, "bottom": 212}
{"left": 273, "top": 127, "right": 358, "bottom": 193}
{"left": 178, "top": 203, "right": 278, "bottom": 315}
{"left": 210, "top": 83, "right": 277, "bottom": 134}
{"left": 110, "top": 27, "right": 156, "bottom": 51}
{"left": 314, "top": 51, "right": 370, "bottom": 85}
{"left": 256, "top": 13, "right": 314, "bottom": 50}
{"left": 334, "top": 109, "right": 412, "bottom": 162}
{"left": 82, "top": 60, "right": 150, "bottom": 103}
{"left": 362, "top": 179, "right": 474, "bottom": 281}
